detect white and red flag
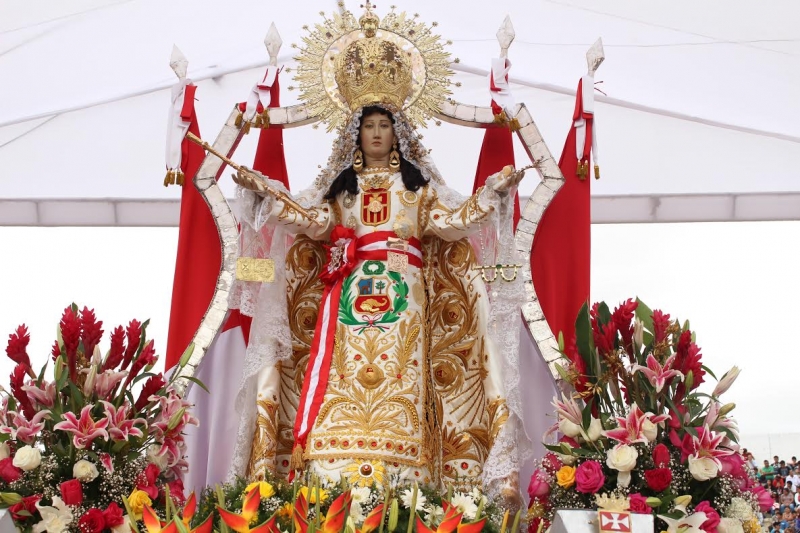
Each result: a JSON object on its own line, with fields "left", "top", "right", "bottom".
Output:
{"left": 182, "top": 69, "right": 288, "bottom": 493}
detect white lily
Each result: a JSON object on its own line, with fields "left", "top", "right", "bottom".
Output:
{"left": 657, "top": 511, "right": 708, "bottom": 533}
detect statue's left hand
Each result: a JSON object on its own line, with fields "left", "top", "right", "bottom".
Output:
{"left": 492, "top": 165, "right": 525, "bottom": 193}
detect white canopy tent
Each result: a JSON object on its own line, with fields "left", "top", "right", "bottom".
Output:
{"left": 1, "top": 0, "right": 799, "bottom": 225}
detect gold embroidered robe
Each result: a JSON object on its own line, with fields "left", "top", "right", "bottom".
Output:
{"left": 246, "top": 170, "right": 510, "bottom": 488}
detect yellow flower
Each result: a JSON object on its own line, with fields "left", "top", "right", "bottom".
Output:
{"left": 277, "top": 503, "right": 293, "bottom": 519}
{"left": 244, "top": 481, "right": 276, "bottom": 499}
{"left": 127, "top": 489, "right": 153, "bottom": 520}
{"left": 556, "top": 465, "right": 576, "bottom": 488}
{"left": 298, "top": 486, "right": 329, "bottom": 504}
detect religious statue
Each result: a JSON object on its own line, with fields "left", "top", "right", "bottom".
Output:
{"left": 225, "top": 4, "right": 531, "bottom": 501}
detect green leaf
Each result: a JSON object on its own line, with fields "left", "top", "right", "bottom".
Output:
{"left": 176, "top": 375, "right": 210, "bottom": 394}
{"left": 554, "top": 363, "right": 570, "bottom": 382}
{"left": 582, "top": 400, "right": 592, "bottom": 429}
{"left": 557, "top": 331, "right": 565, "bottom": 352}
{"left": 701, "top": 365, "right": 718, "bottom": 380}
{"left": 684, "top": 371, "right": 694, "bottom": 392}
{"left": 635, "top": 298, "right": 655, "bottom": 333}
{"left": 597, "top": 302, "right": 612, "bottom": 327}
{"left": 575, "top": 302, "right": 593, "bottom": 360}
{"left": 684, "top": 426, "right": 699, "bottom": 438}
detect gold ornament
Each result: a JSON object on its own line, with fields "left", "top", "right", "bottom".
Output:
{"left": 353, "top": 148, "right": 364, "bottom": 172}
{"left": 389, "top": 142, "right": 400, "bottom": 171}
{"left": 292, "top": 2, "right": 453, "bottom": 130}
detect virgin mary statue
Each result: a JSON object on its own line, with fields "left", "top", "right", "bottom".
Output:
{"left": 226, "top": 5, "right": 532, "bottom": 499}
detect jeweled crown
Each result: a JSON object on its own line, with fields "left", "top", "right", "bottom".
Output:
{"left": 334, "top": 7, "right": 413, "bottom": 111}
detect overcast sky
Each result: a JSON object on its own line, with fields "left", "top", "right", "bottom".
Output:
{"left": 1, "top": 221, "right": 798, "bottom": 458}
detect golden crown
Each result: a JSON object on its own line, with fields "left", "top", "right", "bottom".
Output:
{"left": 291, "top": 3, "right": 453, "bottom": 130}
{"left": 334, "top": 36, "right": 414, "bottom": 111}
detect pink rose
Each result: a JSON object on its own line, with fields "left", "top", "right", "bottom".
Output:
{"left": 575, "top": 460, "right": 605, "bottom": 494}
{"left": 628, "top": 493, "right": 650, "bottom": 514}
{"left": 695, "top": 501, "right": 720, "bottom": 533}
{"left": 747, "top": 485, "right": 775, "bottom": 513}
{"left": 719, "top": 454, "right": 746, "bottom": 479}
{"left": 528, "top": 469, "right": 550, "bottom": 499}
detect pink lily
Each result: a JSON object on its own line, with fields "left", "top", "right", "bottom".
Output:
{"left": 688, "top": 425, "right": 734, "bottom": 466}
{"left": 94, "top": 370, "right": 128, "bottom": 400}
{"left": 101, "top": 401, "right": 146, "bottom": 441}
{"left": 631, "top": 354, "right": 683, "bottom": 393}
{"left": 53, "top": 405, "right": 109, "bottom": 449}
{"left": 0, "top": 410, "right": 51, "bottom": 444}
{"left": 603, "top": 405, "right": 669, "bottom": 445}
{"left": 22, "top": 380, "right": 56, "bottom": 408}
{"left": 99, "top": 452, "right": 114, "bottom": 474}
{"left": 150, "top": 390, "right": 198, "bottom": 439}
{"left": 552, "top": 394, "right": 583, "bottom": 426}
{"left": 703, "top": 402, "right": 740, "bottom": 442}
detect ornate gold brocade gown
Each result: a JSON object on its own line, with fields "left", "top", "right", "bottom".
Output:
{"left": 246, "top": 169, "right": 510, "bottom": 488}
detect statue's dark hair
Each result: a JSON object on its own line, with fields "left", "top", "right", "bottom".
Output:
{"left": 323, "top": 106, "right": 428, "bottom": 200}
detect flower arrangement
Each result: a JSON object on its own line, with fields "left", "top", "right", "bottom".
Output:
{"left": 0, "top": 305, "right": 199, "bottom": 533}
{"left": 186, "top": 474, "right": 519, "bottom": 533}
{"left": 526, "top": 299, "right": 772, "bottom": 533}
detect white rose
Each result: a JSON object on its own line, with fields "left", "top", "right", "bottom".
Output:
{"left": 111, "top": 516, "right": 133, "bottom": 533}
{"left": 13, "top": 445, "right": 41, "bottom": 471}
{"left": 606, "top": 445, "right": 638, "bottom": 488}
{"left": 642, "top": 418, "right": 658, "bottom": 442}
{"left": 0, "top": 443, "right": 9, "bottom": 459}
{"left": 558, "top": 418, "right": 582, "bottom": 438}
{"left": 587, "top": 417, "right": 603, "bottom": 442}
{"left": 717, "top": 518, "right": 745, "bottom": 533}
{"left": 688, "top": 456, "right": 719, "bottom": 481}
{"left": 73, "top": 459, "right": 99, "bottom": 482}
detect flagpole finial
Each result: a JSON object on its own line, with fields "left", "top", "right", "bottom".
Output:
{"left": 265, "top": 23, "right": 283, "bottom": 67}
{"left": 586, "top": 37, "right": 604, "bottom": 75}
{"left": 497, "top": 15, "right": 515, "bottom": 58}
{"left": 170, "top": 45, "right": 189, "bottom": 80}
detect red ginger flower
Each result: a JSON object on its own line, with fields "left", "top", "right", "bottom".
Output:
{"left": 135, "top": 374, "right": 167, "bottom": 411}
{"left": 60, "top": 306, "right": 81, "bottom": 380}
{"left": 675, "top": 330, "right": 705, "bottom": 394}
{"left": 652, "top": 309, "right": 671, "bottom": 344}
{"left": 121, "top": 319, "right": 142, "bottom": 370}
{"left": 612, "top": 299, "right": 638, "bottom": 357}
{"left": 103, "top": 325, "right": 126, "bottom": 371}
{"left": 6, "top": 325, "right": 34, "bottom": 377}
{"left": 124, "top": 340, "right": 158, "bottom": 389}
{"left": 10, "top": 364, "right": 35, "bottom": 419}
{"left": 51, "top": 340, "right": 61, "bottom": 361}
{"left": 79, "top": 307, "right": 104, "bottom": 361}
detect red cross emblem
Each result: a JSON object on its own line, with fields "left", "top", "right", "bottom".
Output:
{"left": 598, "top": 511, "right": 631, "bottom": 533}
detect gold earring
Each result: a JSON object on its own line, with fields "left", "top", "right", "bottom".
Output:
{"left": 353, "top": 148, "right": 364, "bottom": 172}
{"left": 389, "top": 143, "right": 400, "bottom": 171}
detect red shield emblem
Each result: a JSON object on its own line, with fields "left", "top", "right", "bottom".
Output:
{"left": 361, "top": 189, "right": 391, "bottom": 226}
{"left": 354, "top": 277, "right": 392, "bottom": 314}
{"left": 598, "top": 511, "right": 631, "bottom": 533}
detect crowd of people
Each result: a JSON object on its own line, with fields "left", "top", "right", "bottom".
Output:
{"left": 748, "top": 451, "right": 800, "bottom": 532}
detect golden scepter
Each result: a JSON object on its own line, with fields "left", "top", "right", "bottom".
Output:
{"left": 186, "top": 132, "right": 321, "bottom": 226}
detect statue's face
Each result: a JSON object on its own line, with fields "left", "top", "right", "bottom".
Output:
{"left": 359, "top": 111, "right": 395, "bottom": 163}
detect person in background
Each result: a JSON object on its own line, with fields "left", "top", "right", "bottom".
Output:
{"left": 782, "top": 461, "right": 792, "bottom": 477}
{"left": 780, "top": 487, "right": 795, "bottom": 512}
{"left": 764, "top": 460, "right": 778, "bottom": 481}
{"left": 789, "top": 469, "right": 800, "bottom": 492}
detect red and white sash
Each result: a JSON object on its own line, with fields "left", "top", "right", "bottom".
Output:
{"left": 292, "top": 227, "right": 422, "bottom": 455}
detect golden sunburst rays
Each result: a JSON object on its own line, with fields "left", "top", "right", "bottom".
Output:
{"left": 342, "top": 460, "right": 387, "bottom": 487}
{"left": 290, "top": 6, "right": 454, "bottom": 131}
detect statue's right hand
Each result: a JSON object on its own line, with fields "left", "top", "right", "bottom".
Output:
{"left": 232, "top": 166, "right": 268, "bottom": 194}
